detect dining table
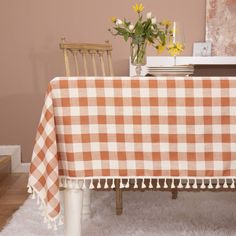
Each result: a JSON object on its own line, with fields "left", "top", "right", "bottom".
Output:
{"left": 28, "top": 76, "right": 236, "bottom": 236}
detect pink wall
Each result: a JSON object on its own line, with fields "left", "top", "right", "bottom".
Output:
{"left": 0, "top": 0, "right": 206, "bottom": 162}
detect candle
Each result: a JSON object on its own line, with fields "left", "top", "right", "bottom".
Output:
{"left": 173, "top": 21, "right": 176, "bottom": 43}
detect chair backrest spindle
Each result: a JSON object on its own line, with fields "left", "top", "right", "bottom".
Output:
{"left": 80, "top": 49, "right": 89, "bottom": 76}
{"left": 90, "top": 50, "right": 98, "bottom": 76}
{"left": 72, "top": 50, "right": 80, "bottom": 76}
{"left": 107, "top": 51, "right": 114, "bottom": 76}
{"left": 98, "top": 51, "right": 106, "bottom": 76}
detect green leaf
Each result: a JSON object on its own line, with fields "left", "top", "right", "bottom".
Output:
{"left": 115, "top": 27, "right": 128, "bottom": 35}
{"left": 124, "top": 33, "right": 129, "bottom": 41}
{"left": 135, "top": 22, "right": 143, "bottom": 36}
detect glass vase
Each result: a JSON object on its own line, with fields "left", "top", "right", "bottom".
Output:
{"left": 130, "top": 40, "right": 147, "bottom": 76}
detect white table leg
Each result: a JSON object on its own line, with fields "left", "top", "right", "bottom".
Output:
{"left": 64, "top": 188, "right": 83, "bottom": 236}
{"left": 82, "top": 188, "right": 91, "bottom": 220}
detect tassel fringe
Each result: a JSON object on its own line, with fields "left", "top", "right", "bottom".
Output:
{"left": 149, "top": 179, "right": 153, "bottom": 188}
{"left": 192, "top": 179, "right": 198, "bottom": 189}
{"left": 230, "top": 179, "right": 235, "bottom": 189}
{"left": 28, "top": 176, "right": 236, "bottom": 231}
{"left": 164, "top": 179, "right": 168, "bottom": 188}
{"left": 28, "top": 186, "right": 64, "bottom": 231}
{"left": 111, "top": 179, "right": 115, "bottom": 188}
{"left": 104, "top": 179, "right": 109, "bottom": 189}
{"left": 223, "top": 179, "right": 228, "bottom": 188}
{"left": 216, "top": 179, "right": 221, "bottom": 189}
{"left": 200, "top": 179, "right": 206, "bottom": 189}
{"left": 208, "top": 179, "right": 213, "bottom": 189}
{"left": 177, "top": 179, "right": 183, "bottom": 188}
{"left": 185, "top": 179, "right": 190, "bottom": 189}
{"left": 89, "top": 179, "right": 94, "bottom": 189}
{"left": 125, "top": 179, "right": 130, "bottom": 188}
{"left": 55, "top": 177, "right": 236, "bottom": 191}
{"left": 141, "top": 178, "right": 146, "bottom": 189}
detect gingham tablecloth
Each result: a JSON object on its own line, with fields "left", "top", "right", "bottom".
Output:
{"left": 28, "top": 76, "right": 236, "bottom": 224}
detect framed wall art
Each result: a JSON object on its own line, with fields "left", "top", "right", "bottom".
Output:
{"left": 193, "top": 42, "right": 212, "bottom": 56}
{"left": 206, "top": 0, "right": 236, "bottom": 56}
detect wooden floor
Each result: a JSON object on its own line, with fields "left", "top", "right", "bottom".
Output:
{"left": 0, "top": 173, "right": 29, "bottom": 231}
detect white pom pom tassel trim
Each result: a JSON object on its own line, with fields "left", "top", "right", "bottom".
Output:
{"left": 27, "top": 176, "right": 236, "bottom": 232}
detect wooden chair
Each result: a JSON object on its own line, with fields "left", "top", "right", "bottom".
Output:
{"left": 59, "top": 37, "right": 119, "bottom": 216}
{"left": 59, "top": 37, "right": 114, "bottom": 76}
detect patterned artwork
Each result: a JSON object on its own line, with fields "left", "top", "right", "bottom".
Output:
{"left": 206, "top": 0, "right": 236, "bottom": 55}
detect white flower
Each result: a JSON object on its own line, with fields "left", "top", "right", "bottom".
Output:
{"left": 116, "top": 19, "right": 123, "bottom": 25}
{"left": 146, "top": 12, "right": 152, "bottom": 19}
{"left": 129, "top": 24, "right": 134, "bottom": 31}
{"left": 151, "top": 17, "right": 157, "bottom": 24}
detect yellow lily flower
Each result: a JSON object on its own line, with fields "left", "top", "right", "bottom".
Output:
{"left": 132, "top": 3, "right": 144, "bottom": 13}
{"left": 167, "top": 42, "right": 184, "bottom": 56}
{"left": 175, "top": 42, "right": 184, "bottom": 52}
{"left": 156, "top": 44, "right": 166, "bottom": 54}
{"left": 111, "top": 16, "right": 117, "bottom": 23}
{"left": 161, "top": 20, "right": 172, "bottom": 28}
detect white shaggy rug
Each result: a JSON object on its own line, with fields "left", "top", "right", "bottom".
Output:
{"left": 1, "top": 190, "right": 236, "bottom": 236}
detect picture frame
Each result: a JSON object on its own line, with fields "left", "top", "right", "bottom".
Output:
{"left": 193, "top": 42, "right": 212, "bottom": 57}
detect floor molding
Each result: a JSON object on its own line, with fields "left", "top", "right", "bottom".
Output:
{"left": 0, "top": 145, "right": 29, "bottom": 173}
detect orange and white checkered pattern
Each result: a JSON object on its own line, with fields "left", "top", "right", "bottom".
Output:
{"left": 28, "top": 76, "right": 236, "bottom": 221}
